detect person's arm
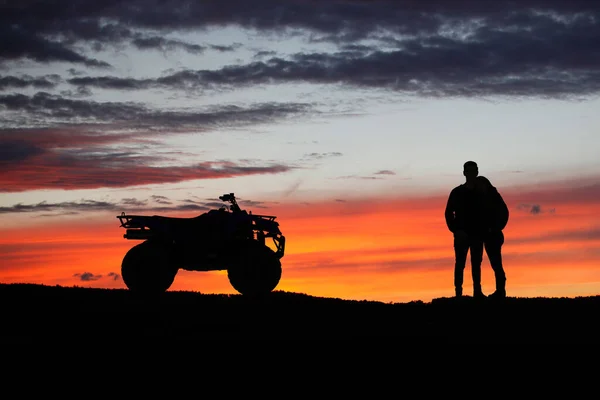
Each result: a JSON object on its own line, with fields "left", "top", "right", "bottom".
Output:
{"left": 445, "top": 190, "right": 457, "bottom": 233}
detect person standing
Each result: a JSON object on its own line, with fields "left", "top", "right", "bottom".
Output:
{"left": 444, "top": 161, "right": 486, "bottom": 298}
{"left": 475, "top": 176, "right": 509, "bottom": 299}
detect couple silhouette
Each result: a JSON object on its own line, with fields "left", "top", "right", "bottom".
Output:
{"left": 445, "top": 161, "right": 509, "bottom": 299}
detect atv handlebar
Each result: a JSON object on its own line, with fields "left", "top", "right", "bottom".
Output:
{"left": 219, "top": 193, "right": 241, "bottom": 212}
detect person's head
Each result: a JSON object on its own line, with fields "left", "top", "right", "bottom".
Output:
{"left": 475, "top": 175, "right": 493, "bottom": 193}
{"left": 463, "top": 161, "right": 478, "bottom": 182}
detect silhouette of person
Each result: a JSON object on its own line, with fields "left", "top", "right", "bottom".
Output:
{"left": 475, "top": 176, "right": 509, "bottom": 299}
{"left": 445, "top": 161, "right": 486, "bottom": 298}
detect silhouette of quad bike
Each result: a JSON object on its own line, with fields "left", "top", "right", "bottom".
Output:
{"left": 116, "top": 193, "right": 285, "bottom": 297}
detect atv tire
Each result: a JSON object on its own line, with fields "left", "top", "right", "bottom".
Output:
{"left": 227, "top": 242, "right": 282, "bottom": 297}
{"left": 121, "top": 240, "right": 178, "bottom": 295}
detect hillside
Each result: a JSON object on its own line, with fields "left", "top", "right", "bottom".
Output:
{"left": 1, "top": 283, "right": 598, "bottom": 340}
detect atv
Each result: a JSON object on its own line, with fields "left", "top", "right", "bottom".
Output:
{"left": 116, "top": 193, "right": 285, "bottom": 296}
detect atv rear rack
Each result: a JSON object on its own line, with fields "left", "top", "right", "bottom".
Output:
{"left": 117, "top": 213, "right": 155, "bottom": 240}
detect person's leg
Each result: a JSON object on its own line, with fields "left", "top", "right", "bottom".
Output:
{"left": 470, "top": 238, "right": 484, "bottom": 297}
{"left": 485, "top": 231, "right": 506, "bottom": 297}
{"left": 454, "top": 235, "right": 469, "bottom": 297}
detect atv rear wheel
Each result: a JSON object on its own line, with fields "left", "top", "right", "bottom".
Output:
{"left": 227, "top": 242, "right": 282, "bottom": 296}
{"left": 121, "top": 240, "right": 178, "bottom": 295}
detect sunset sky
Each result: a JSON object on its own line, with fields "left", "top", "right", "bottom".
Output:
{"left": 1, "top": 0, "right": 600, "bottom": 303}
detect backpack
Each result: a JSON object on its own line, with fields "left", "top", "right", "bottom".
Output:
{"left": 491, "top": 188, "right": 509, "bottom": 231}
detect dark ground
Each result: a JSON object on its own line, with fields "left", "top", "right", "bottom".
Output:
{"left": 1, "top": 283, "right": 598, "bottom": 340}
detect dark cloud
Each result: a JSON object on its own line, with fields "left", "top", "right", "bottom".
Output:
{"left": 5, "top": 1, "right": 598, "bottom": 38}
{"left": 59, "top": 86, "right": 93, "bottom": 98}
{"left": 0, "top": 195, "right": 274, "bottom": 215}
{"left": 73, "top": 272, "right": 102, "bottom": 281}
{"left": 2, "top": 1, "right": 598, "bottom": 98}
{"left": 67, "top": 68, "right": 85, "bottom": 77}
{"left": 0, "top": 92, "right": 312, "bottom": 128}
{"left": 303, "top": 152, "right": 343, "bottom": 160}
{"left": 0, "top": 200, "right": 119, "bottom": 214}
{"left": 131, "top": 36, "right": 207, "bottom": 54}
{"left": 67, "top": 76, "right": 153, "bottom": 90}
{"left": 0, "top": 25, "right": 111, "bottom": 67}
{"left": 107, "top": 272, "right": 121, "bottom": 281}
{"left": 374, "top": 170, "right": 395, "bottom": 175}
{"left": 0, "top": 74, "right": 61, "bottom": 91}
{"left": 73, "top": 271, "right": 122, "bottom": 281}
{"left": 254, "top": 50, "right": 277, "bottom": 59}
{"left": 517, "top": 203, "right": 556, "bottom": 215}
{"left": 65, "top": 35, "right": 600, "bottom": 99}
{"left": 333, "top": 175, "right": 382, "bottom": 180}
{"left": 237, "top": 199, "right": 269, "bottom": 209}
{"left": 151, "top": 195, "right": 172, "bottom": 205}
{"left": 121, "top": 198, "right": 148, "bottom": 207}
{"left": 0, "top": 139, "right": 45, "bottom": 163}
{"left": 0, "top": 92, "right": 146, "bottom": 123}
{"left": 130, "top": 38, "right": 241, "bottom": 55}
{"left": 210, "top": 44, "right": 243, "bottom": 52}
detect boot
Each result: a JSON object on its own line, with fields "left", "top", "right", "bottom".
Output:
{"left": 489, "top": 279, "right": 506, "bottom": 299}
{"left": 488, "top": 289, "right": 506, "bottom": 299}
{"left": 473, "top": 284, "right": 486, "bottom": 299}
{"left": 455, "top": 287, "right": 463, "bottom": 298}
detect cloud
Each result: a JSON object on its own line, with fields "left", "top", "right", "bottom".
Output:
{"left": 333, "top": 175, "right": 382, "bottom": 180}
{"left": 0, "top": 195, "right": 273, "bottom": 215}
{"left": 505, "top": 178, "right": 600, "bottom": 207}
{"left": 510, "top": 227, "right": 600, "bottom": 244}
{"left": 303, "top": 152, "right": 343, "bottom": 160}
{"left": 0, "top": 200, "right": 119, "bottom": 214}
{"left": 0, "top": 156, "right": 294, "bottom": 192}
{"left": 73, "top": 271, "right": 121, "bottom": 282}
{"left": 0, "top": 139, "right": 46, "bottom": 163}
{"left": 332, "top": 169, "right": 398, "bottom": 180}
{"left": 374, "top": 170, "right": 395, "bottom": 176}
{"left": 74, "top": 272, "right": 102, "bottom": 281}
{"left": 282, "top": 179, "right": 303, "bottom": 197}
{"left": 131, "top": 36, "right": 207, "bottom": 54}
{"left": 0, "top": 74, "right": 61, "bottom": 91}
{"left": 0, "top": 2, "right": 597, "bottom": 99}
{"left": 126, "top": 41, "right": 595, "bottom": 98}
{"left": 1, "top": 1, "right": 597, "bottom": 99}
{"left": 107, "top": 272, "right": 121, "bottom": 281}
{"left": 121, "top": 198, "right": 148, "bottom": 207}
{"left": 0, "top": 92, "right": 312, "bottom": 128}
{"left": 151, "top": 195, "right": 172, "bottom": 205}
{"left": 59, "top": 86, "right": 93, "bottom": 98}
{"left": 517, "top": 203, "right": 556, "bottom": 215}
{"left": 0, "top": 96, "right": 309, "bottom": 192}
{"left": 0, "top": 25, "right": 111, "bottom": 67}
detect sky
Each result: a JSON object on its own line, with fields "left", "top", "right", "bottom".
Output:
{"left": 1, "top": 0, "right": 600, "bottom": 303}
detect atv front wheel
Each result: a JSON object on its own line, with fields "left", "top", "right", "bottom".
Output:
{"left": 227, "top": 242, "right": 282, "bottom": 296}
{"left": 121, "top": 240, "right": 178, "bottom": 295}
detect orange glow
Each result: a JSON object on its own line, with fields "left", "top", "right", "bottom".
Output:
{"left": 1, "top": 180, "right": 600, "bottom": 303}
